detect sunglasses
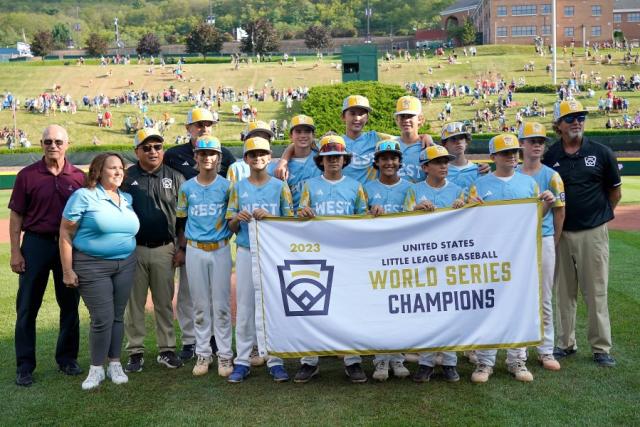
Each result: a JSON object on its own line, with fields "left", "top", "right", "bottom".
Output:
{"left": 378, "top": 141, "right": 401, "bottom": 152}
{"left": 320, "top": 142, "right": 347, "bottom": 153}
{"left": 140, "top": 144, "right": 163, "bottom": 152}
{"left": 42, "top": 139, "right": 65, "bottom": 146}
{"left": 562, "top": 115, "right": 586, "bottom": 124}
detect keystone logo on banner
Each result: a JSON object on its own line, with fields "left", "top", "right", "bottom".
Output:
{"left": 277, "top": 260, "right": 334, "bottom": 316}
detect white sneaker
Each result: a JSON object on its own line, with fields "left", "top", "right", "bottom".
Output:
{"left": 372, "top": 359, "right": 389, "bottom": 381}
{"left": 218, "top": 357, "right": 234, "bottom": 377}
{"left": 390, "top": 360, "right": 410, "bottom": 378}
{"left": 471, "top": 364, "right": 493, "bottom": 383}
{"left": 82, "top": 365, "right": 105, "bottom": 390}
{"left": 249, "top": 346, "right": 265, "bottom": 367}
{"left": 107, "top": 362, "right": 129, "bottom": 385}
{"left": 507, "top": 360, "right": 534, "bottom": 382}
{"left": 192, "top": 355, "right": 213, "bottom": 376}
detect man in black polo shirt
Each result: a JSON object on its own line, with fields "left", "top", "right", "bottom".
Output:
{"left": 164, "top": 108, "right": 235, "bottom": 360}
{"left": 122, "top": 128, "right": 185, "bottom": 372}
{"left": 544, "top": 100, "right": 622, "bottom": 367}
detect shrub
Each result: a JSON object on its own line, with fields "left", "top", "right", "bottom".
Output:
{"left": 517, "top": 84, "right": 558, "bottom": 93}
{"left": 301, "top": 81, "right": 430, "bottom": 136}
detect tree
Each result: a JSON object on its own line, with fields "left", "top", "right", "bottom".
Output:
{"left": 51, "top": 23, "right": 72, "bottom": 49}
{"left": 240, "top": 18, "right": 279, "bottom": 55}
{"left": 85, "top": 32, "right": 109, "bottom": 56}
{"left": 304, "top": 25, "right": 331, "bottom": 52}
{"left": 136, "top": 33, "right": 161, "bottom": 56}
{"left": 30, "top": 30, "right": 54, "bottom": 58}
{"left": 185, "top": 23, "right": 224, "bottom": 61}
{"left": 460, "top": 18, "right": 477, "bottom": 46}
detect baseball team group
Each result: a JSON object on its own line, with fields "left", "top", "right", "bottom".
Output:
{"left": 10, "top": 93, "right": 621, "bottom": 390}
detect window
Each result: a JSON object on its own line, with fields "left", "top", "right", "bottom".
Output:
{"left": 592, "top": 5, "right": 601, "bottom": 16}
{"left": 564, "top": 6, "right": 574, "bottom": 17}
{"left": 541, "top": 4, "right": 551, "bottom": 15}
{"left": 564, "top": 27, "right": 574, "bottom": 37}
{"left": 496, "top": 26, "right": 508, "bottom": 37}
{"left": 592, "top": 26, "right": 601, "bottom": 37}
{"left": 629, "top": 13, "right": 640, "bottom": 22}
{"left": 511, "top": 5, "right": 537, "bottom": 16}
{"left": 614, "top": 14, "right": 622, "bottom": 23}
{"left": 541, "top": 25, "right": 551, "bottom": 36}
{"left": 511, "top": 26, "right": 536, "bottom": 36}
{"left": 497, "top": 5, "right": 507, "bottom": 16}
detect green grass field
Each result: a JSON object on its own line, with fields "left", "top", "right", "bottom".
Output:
{"left": 0, "top": 231, "right": 639, "bottom": 425}
{"left": 0, "top": 45, "right": 639, "bottom": 148}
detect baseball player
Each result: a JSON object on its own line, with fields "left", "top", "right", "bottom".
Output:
{"left": 295, "top": 134, "right": 368, "bottom": 383}
{"left": 516, "top": 122, "right": 565, "bottom": 371}
{"left": 440, "top": 122, "right": 480, "bottom": 196}
{"left": 226, "top": 137, "right": 294, "bottom": 383}
{"left": 403, "top": 145, "right": 464, "bottom": 383}
{"left": 468, "top": 133, "right": 556, "bottom": 383}
{"left": 364, "top": 140, "right": 413, "bottom": 381}
{"left": 227, "top": 121, "right": 275, "bottom": 184}
{"left": 176, "top": 136, "right": 234, "bottom": 378}
{"left": 393, "top": 95, "right": 427, "bottom": 183}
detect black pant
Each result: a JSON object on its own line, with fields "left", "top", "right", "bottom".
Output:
{"left": 15, "top": 232, "right": 80, "bottom": 374}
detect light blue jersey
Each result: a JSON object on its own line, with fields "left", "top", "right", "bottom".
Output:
{"left": 516, "top": 165, "right": 565, "bottom": 237}
{"left": 404, "top": 180, "right": 464, "bottom": 210}
{"left": 364, "top": 178, "right": 412, "bottom": 213}
{"left": 226, "top": 160, "right": 250, "bottom": 183}
{"left": 226, "top": 177, "right": 294, "bottom": 248}
{"left": 447, "top": 161, "right": 479, "bottom": 195}
{"left": 299, "top": 175, "right": 368, "bottom": 216}
{"left": 268, "top": 153, "right": 321, "bottom": 210}
{"left": 396, "top": 139, "right": 425, "bottom": 183}
{"left": 469, "top": 173, "right": 539, "bottom": 202}
{"left": 342, "top": 130, "right": 380, "bottom": 183}
{"left": 177, "top": 176, "right": 232, "bottom": 243}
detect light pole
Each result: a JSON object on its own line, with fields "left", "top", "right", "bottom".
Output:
{"left": 552, "top": 0, "right": 557, "bottom": 84}
{"left": 206, "top": 0, "right": 216, "bottom": 25}
{"left": 114, "top": 17, "right": 123, "bottom": 54}
{"left": 365, "top": 0, "right": 372, "bottom": 43}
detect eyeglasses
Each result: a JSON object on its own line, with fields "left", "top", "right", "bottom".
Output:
{"left": 42, "top": 139, "right": 65, "bottom": 146}
{"left": 562, "top": 115, "right": 586, "bottom": 124}
{"left": 140, "top": 143, "right": 163, "bottom": 153}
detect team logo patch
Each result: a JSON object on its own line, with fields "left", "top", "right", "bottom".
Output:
{"left": 277, "top": 260, "right": 334, "bottom": 317}
{"left": 585, "top": 156, "right": 597, "bottom": 167}
{"left": 161, "top": 178, "right": 173, "bottom": 189}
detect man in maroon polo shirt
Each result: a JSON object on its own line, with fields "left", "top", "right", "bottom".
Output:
{"left": 9, "top": 124, "right": 85, "bottom": 387}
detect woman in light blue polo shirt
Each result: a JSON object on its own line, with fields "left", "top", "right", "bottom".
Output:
{"left": 59, "top": 152, "right": 140, "bottom": 391}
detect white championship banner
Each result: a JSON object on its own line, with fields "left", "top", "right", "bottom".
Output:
{"left": 249, "top": 199, "right": 543, "bottom": 358}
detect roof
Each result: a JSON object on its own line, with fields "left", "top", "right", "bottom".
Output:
{"left": 440, "top": 0, "right": 480, "bottom": 15}
{"left": 614, "top": 0, "right": 640, "bottom": 11}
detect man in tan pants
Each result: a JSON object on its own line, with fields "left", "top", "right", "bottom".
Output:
{"left": 543, "top": 100, "right": 622, "bottom": 367}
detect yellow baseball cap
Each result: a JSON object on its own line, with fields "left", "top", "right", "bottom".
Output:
{"left": 394, "top": 96, "right": 422, "bottom": 116}
{"left": 316, "top": 134, "right": 351, "bottom": 156}
{"left": 243, "top": 136, "right": 271, "bottom": 155}
{"left": 489, "top": 133, "right": 521, "bottom": 154}
{"left": 518, "top": 122, "right": 550, "bottom": 142}
{"left": 289, "top": 115, "right": 315, "bottom": 132}
{"left": 194, "top": 135, "right": 222, "bottom": 153}
{"left": 441, "top": 122, "right": 471, "bottom": 142}
{"left": 134, "top": 127, "right": 163, "bottom": 147}
{"left": 342, "top": 95, "right": 372, "bottom": 113}
{"left": 245, "top": 120, "right": 275, "bottom": 139}
{"left": 419, "top": 145, "right": 455, "bottom": 164}
{"left": 186, "top": 108, "right": 214, "bottom": 125}
{"left": 553, "top": 100, "right": 588, "bottom": 122}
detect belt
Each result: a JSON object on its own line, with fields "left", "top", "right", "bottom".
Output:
{"left": 187, "top": 239, "right": 229, "bottom": 252}
{"left": 137, "top": 239, "right": 173, "bottom": 248}
{"left": 26, "top": 231, "right": 59, "bottom": 241}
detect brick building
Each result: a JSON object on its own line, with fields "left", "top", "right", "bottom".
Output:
{"left": 438, "top": 0, "right": 640, "bottom": 46}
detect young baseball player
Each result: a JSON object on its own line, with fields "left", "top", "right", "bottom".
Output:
{"left": 440, "top": 122, "right": 479, "bottom": 196}
{"left": 268, "top": 114, "right": 321, "bottom": 211}
{"left": 393, "top": 95, "right": 427, "bottom": 183}
{"left": 295, "top": 134, "right": 368, "bottom": 383}
{"left": 176, "top": 136, "right": 234, "bottom": 378}
{"left": 364, "top": 140, "right": 413, "bottom": 381}
{"left": 468, "top": 133, "right": 556, "bottom": 383}
{"left": 403, "top": 145, "right": 465, "bottom": 383}
{"left": 226, "top": 137, "right": 294, "bottom": 383}
{"left": 226, "top": 121, "right": 275, "bottom": 184}
{"left": 517, "top": 122, "right": 565, "bottom": 371}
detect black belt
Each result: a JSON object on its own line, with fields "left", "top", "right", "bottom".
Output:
{"left": 26, "top": 231, "right": 59, "bottom": 241}
{"left": 137, "top": 239, "right": 173, "bottom": 248}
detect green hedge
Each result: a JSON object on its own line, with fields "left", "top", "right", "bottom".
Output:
{"left": 300, "top": 81, "right": 430, "bottom": 136}
{"left": 517, "top": 84, "right": 558, "bottom": 93}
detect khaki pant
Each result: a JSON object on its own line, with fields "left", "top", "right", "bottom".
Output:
{"left": 555, "top": 224, "right": 612, "bottom": 354}
{"left": 124, "top": 244, "right": 177, "bottom": 355}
